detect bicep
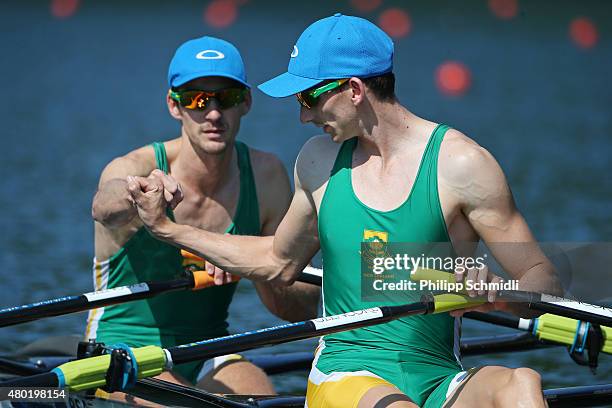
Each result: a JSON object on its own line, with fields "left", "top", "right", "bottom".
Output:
{"left": 460, "top": 151, "right": 552, "bottom": 281}
{"left": 92, "top": 150, "right": 154, "bottom": 226}
{"left": 98, "top": 153, "right": 152, "bottom": 188}
{"left": 459, "top": 147, "right": 523, "bottom": 241}
{"left": 271, "top": 179, "right": 320, "bottom": 270}
{"left": 265, "top": 135, "right": 334, "bottom": 273}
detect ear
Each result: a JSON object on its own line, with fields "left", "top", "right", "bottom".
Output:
{"left": 348, "top": 77, "right": 365, "bottom": 106}
{"left": 166, "top": 91, "right": 182, "bottom": 120}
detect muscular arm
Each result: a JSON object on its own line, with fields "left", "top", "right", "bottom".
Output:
{"left": 93, "top": 150, "right": 155, "bottom": 228}
{"left": 133, "top": 142, "right": 322, "bottom": 287}
{"left": 250, "top": 153, "right": 320, "bottom": 321}
{"left": 442, "top": 134, "right": 563, "bottom": 303}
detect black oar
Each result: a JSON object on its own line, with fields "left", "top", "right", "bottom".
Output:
{"left": 544, "top": 383, "right": 612, "bottom": 408}
{"left": 0, "top": 272, "right": 201, "bottom": 328}
{"left": 0, "top": 269, "right": 320, "bottom": 328}
{"left": 0, "top": 293, "right": 481, "bottom": 390}
{"left": 0, "top": 332, "right": 555, "bottom": 379}
{"left": 3, "top": 290, "right": 612, "bottom": 392}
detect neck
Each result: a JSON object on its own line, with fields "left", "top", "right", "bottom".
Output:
{"left": 173, "top": 136, "right": 236, "bottom": 195}
{"left": 355, "top": 100, "right": 426, "bottom": 161}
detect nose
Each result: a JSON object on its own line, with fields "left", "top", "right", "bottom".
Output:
{"left": 299, "top": 104, "right": 314, "bottom": 124}
{"left": 204, "top": 98, "right": 223, "bottom": 121}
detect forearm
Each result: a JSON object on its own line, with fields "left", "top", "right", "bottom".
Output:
{"left": 492, "top": 237, "right": 565, "bottom": 296}
{"left": 155, "top": 221, "right": 300, "bottom": 285}
{"left": 505, "top": 260, "right": 564, "bottom": 318}
{"left": 254, "top": 281, "right": 320, "bottom": 321}
{"left": 92, "top": 179, "right": 137, "bottom": 228}
{"left": 517, "top": 262, "right": 564, "bottom": 296}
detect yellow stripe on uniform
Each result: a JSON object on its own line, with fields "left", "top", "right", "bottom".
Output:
{"left": 85, "top": 258, "right": 108, "bottom": 339}
{"left": 306, "top": 372, "right": 393, "bottom": 408}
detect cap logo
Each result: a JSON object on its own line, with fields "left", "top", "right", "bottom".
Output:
{"left": 195, "top": 50, "right": 225, "bottom": 60}
{"left": 291, "top": 45, "right": 299, "bottom": 58}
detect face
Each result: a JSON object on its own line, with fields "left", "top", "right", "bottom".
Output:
{"left": 298, "top": 79, "right": 360, "bottom": 143}
{"left": 167, "top": 76, "right": 251, "bottom": 155}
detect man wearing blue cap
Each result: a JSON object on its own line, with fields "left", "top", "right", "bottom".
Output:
{"left": 88, "top": 35, "right": 319, "bottom": 395}
{"left": 128, "top": 15, "right": 559, "bottom": 407}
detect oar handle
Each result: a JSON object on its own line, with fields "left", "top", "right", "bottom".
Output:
{"left": 53, "top": 346, "right": 166, "bottom": 392}
{"left": 535, "top": 314, "right": 612, "bottom": 355}
{"left": 411, "top": 267, "right": 457, "bottom": 283}
{"left": 603, "top": 326, "right": 612, "bottom": 354}
{"left": 182, "top": 250, "right": 242, "bottom": 290}
{"left": 432, "top": 293, "right": 485, "bottom": 313}
{"left": 191, "top": 270, "right": 240, "bottom": 290}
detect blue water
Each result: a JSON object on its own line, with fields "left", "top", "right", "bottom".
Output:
{"left": 0, "top": 0, "right": 610, "bottom": 394}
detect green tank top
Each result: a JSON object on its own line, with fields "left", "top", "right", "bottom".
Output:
{"left": 86, "top": 141, "right": 261, "bottom": 349}
{"left": 315, "top": 125, "right": 462, "bottom": 398}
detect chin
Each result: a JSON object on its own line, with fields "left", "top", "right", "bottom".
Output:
{"left": 204, "top": 141, "right": 230, "bottom": 155}
{"left": 193, "top": 137, "right": 231, "bottom": 155}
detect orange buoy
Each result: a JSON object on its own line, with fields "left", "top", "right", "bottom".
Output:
{"left": 435, "top": 61, "right": 471, "bottom": 97}
{"left": 50, "top": 0, "right": 79, "bottom": 19}
{"left": 378, "top": 8, "right": 411, "bottom": 39}
{"left": 351, "top": 0, "right": 383, "bottom": 13}
{"left": 569, "top": 17, "right": 598, "bottom": 49}
{"left": 488, "top": 0, "right": 518, "bottom": 20}
{"left": 204, "top": 0, "right": 238, "bottom": 29}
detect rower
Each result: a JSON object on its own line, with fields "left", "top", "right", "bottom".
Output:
{"left": 87, "top": 35, "right": 319, "bottom": 394}
{"left": 127, "top": 15, "right": 564, "bottom": 408}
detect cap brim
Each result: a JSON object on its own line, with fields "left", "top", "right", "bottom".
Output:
{"left": 172, "top": 72, "right": 250, "bottom": 88}
{"left": 257, "top": 72, "right": 322, "bottom": 98}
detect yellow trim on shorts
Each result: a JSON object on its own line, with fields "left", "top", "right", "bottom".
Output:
{"left": 84, "top": 260, "right": 105, "bottom": 337}
{"left": 306, "top": 374, "right": 393, "bottom": 408}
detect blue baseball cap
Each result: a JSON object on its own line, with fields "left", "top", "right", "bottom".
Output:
{"left": 168, "top": 36, "right": 250, "bottom": 88}
{"left": 258, "top": 13, "right": 393, "bottom": 98}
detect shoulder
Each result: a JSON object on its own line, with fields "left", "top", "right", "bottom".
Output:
{"left": 246, "top": 145, "right": 292, "bottom": 224}
{"left": 247, "top": 146, "right": 287, "bottom": 177}
{"left": 439, "top": 128, "right": 511, "bottom": 208}
{"left": 439, "top": 128, "right": 506, "bottom": 184}
{"left": 247, "top": 145, "right": 291, "bottom": 197}
{"left": 99, "top": 139, "right": 182, "bottom": 186}
{"left": 295, "top": 135, "right": 342, "bottom": 192}
{"left": 98, "top": 144, "right": 158, "bottom": 186}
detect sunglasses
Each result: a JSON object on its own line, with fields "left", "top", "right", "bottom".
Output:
{"left": 296, "top": 79, "right": 349, "bottom": 109}
{"left": 169, "top": 87, "right": 247, "bottom": 110}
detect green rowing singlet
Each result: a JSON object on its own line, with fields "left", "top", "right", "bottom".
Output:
{"left": 314, "top": 125, "right": 462, "bottom": 407}
{"left": 86, "top": 141, "right": 261, "bottom": 383}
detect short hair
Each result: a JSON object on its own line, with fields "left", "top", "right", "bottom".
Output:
{"left": 361, "top": 72, "right": 396, "bottom": 102}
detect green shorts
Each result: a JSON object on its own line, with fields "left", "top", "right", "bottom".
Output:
{"left": 308, "top": 344, "right": 468, "bottom": 407}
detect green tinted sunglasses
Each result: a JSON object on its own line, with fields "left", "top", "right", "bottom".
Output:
{"left": 169, "top": 87, "right": 247, "bottom": 110}
{"left": 296, "top": 79, "right": 349, "bottom": 109}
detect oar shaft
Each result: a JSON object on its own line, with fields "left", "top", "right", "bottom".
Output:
{"left": 170, "top": 301, "right": 432, "bottom": 365}
{"left": 498, "top": 291, "right": 612, "bottom": 327}
{"left": 0, "top": 372, "right": 59, "bottom": 389}
{"left": 0, "top": 277, "right": 193, "bottom": 328}
{"left": 0, "top": 268, "right": 320, "bottom": 329}
{"left": 3, "top": 291, "right": 608, "bottom": 392}
{"left": 465, "top": 312, "right": 530, "bottom": 330}
{"left": 545, "top": 383, "right": 612, "bottom": 407}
